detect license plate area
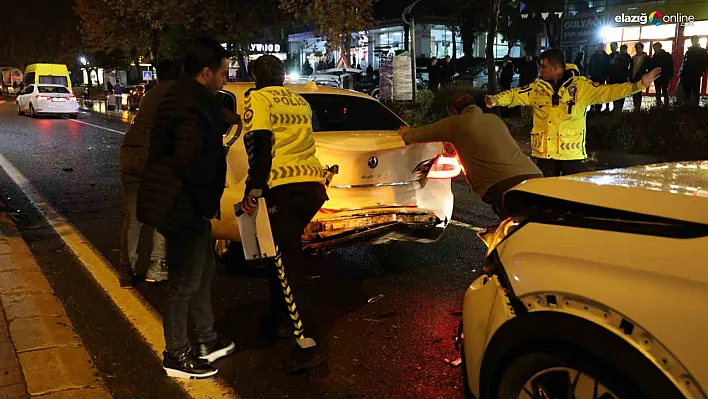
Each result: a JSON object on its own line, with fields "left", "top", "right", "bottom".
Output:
{"left": 51, "top": 98, "right": 66, "bottom": 102}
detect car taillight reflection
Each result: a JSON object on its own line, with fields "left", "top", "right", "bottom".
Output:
{"left": 427, "top": 155, "right": 463, "bottom": 179}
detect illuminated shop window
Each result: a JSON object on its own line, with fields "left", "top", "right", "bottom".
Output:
{"left": 640, "top": 24, "right": 676, "bottom": 40}
{"left": 622, "top": 26, "right": 640, "bottom": 41}
{"left": 684, "top": 37, "right": 708, "bottom": 53}
{"left": 684, "top": 21, "right": 708, "bottom": 37}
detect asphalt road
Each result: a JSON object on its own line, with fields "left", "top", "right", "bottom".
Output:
{"left": 0, "top": 97, "right": 497, "bottom": 399}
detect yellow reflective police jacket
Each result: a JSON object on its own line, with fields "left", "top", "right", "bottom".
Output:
{"left": 492, "top": 63, "right": 645, "bottom": 160}
{"left": 243, "top": 87, "right": 325, "bottom": 188}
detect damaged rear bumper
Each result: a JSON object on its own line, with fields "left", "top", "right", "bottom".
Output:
{"left": 302, "top": 207, "right": 446, "bottom": 249}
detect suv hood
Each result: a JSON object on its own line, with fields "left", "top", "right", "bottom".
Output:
{"left": 505, "top": 161, "right": 708, "bottom": 224}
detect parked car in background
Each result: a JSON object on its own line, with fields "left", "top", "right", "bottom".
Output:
{"left": 126, "top": 83, "right": 146, "bottom": 110}
{"left": 454, "top": 61, "right": 521, "bottom": 91}
{"left": 16, "top": 84, "right": 78, "bottom": 118}
{"left": 460, "top": 161, "right": 708, "bottom": 399}
{"left": 309, "top": 67, "right": 364, "bottom": 88}
{"left": 212, "top": 82, "right": 461, "bottom": 264}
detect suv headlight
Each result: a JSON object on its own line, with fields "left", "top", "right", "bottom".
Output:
{"left": 477, "top": 216, "right": 524, "bottom": 257}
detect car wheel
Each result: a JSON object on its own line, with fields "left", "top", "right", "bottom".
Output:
{"left": 16, "top": 103, "right": 23, "bottom": 116}
{"left": 494, "top": 346, "right": 659, "bottom": 399}
{"left": 214, "top": 239, "right": 250, "bottom": 273}
{"left": 29, "top": 104, "right": 36, "bottom": 118}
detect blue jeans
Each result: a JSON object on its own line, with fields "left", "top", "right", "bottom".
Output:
{"left": 161, "top": 219, "right": 218, "bottom": 354}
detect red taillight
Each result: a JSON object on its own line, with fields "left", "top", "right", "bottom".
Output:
{"left": 68, "top": 96, "right": 76, "bottom": 101}
{"left": 35, "top": 95, "right": 49, "bottom": 101}
{"left": 427, "top": 155, "right": 463, "bottom": 179}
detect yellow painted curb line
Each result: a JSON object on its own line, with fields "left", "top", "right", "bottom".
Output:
{"left": 0, "top": 154, "right": 238, "bottom": 399}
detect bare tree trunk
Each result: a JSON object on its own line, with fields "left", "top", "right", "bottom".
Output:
{"left": 131, "top": 46, "right": 142, "bottom": 80}
{"left": 152, "top": 29, "right": 160, "bottom": 64}
{"left": 486, "top": 0, "right": 500, "bottom": 94}
{"left": 404, "top": 24, "right": 410, "bottom": 52}
{"left": 452, "top": 28, "right": 457, "bottom": 60}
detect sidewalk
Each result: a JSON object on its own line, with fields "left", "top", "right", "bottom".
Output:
{"left": 78, "top": 99, "right": 135, "bottom": 118}
{"left": 0, "top": 201, "right": 111, "bottom": 398}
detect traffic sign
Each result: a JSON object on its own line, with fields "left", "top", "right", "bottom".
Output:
{"left": 142, "top": 71, "right": 153, "bottom": 81}
{"left": 335, "top": 54, "right": 350, "bottom": 69}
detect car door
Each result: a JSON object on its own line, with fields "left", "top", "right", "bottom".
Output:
{"left": 19, "top": 86, "right": 33, "bottom": 110}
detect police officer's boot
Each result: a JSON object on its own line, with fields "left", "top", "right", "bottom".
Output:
{"left": 284, "top": 338, "right": 325, "bottom": 373}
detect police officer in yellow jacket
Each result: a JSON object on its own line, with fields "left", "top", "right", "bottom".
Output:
{"left": 486, "top": 49, "right": 661, "bottom": 177}
{"left": 238, "top": 55, "right": 328, "bottom": 373}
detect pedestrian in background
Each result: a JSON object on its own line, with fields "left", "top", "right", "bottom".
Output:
{"left": 499, "top": 55, "right": 515, "bottom": 91}
{"left": 114, "top": 81, "right": 124, "bottom": 111}
{"left": 106, "top": 80, "right": 114, "bottom": 94}
{"left": 650, "top": 42, "right": 674, "bottom": 107}
{"left": 118, "top": 59, "right": 181, "bottom": 288}
{"left": 440, "top": 55, "right": 453, "bottom": 87}
{"left": 630, "top": 42, "right": 650, "bottom": 111}
{"left": 238, "top": 55, "right": 329, "bottom": 373}
{"left": 608, "top": 44, "right": 632, "bottom": 113}
{"left": 680, "top": 36, "right": 708, "bottom": 105}
{"left": 137, "top": 37, "right": 236, "bottom": 379}
{"left": 428, "top": 57, "right": 440, "bottom": 91}
{"left": 573, "top": 51, "right": 585, "bottom": 76}
{"left": 399, "top": 93, "right": 542, "bottom": 218}
{"left": 518, "top": 52, "right": 539, "bottom": 87}
{"left": 486, "top": 48, "right": 661, "bottom": 177}
{"left": 588, "top": 43, "right": 610, "bottom": 112}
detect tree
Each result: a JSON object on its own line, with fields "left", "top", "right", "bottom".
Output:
{"left": 0, "top": 0, "right": 81, "bottom": 70}
{"left": 74, "top": 0, "right": 183, "bottom": 75}
{"left": 279, "top": 0, "right": 376, "bottom": 60}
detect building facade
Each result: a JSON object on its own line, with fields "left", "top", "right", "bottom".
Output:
{"left": 287, "top": 19, "right": 464, "bottom": 72}
{"left": 561, "top": 0, "right": 708, "bottom": 96}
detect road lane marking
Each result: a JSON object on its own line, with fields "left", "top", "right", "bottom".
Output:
{"left": 0, "top": 153, "right": 239, "bottom": 399}
{"left": 450, "top": 220, "right": 486, "bottom": 232}
{"left": 63, "top": 117, "right": 126, "bottom": 135}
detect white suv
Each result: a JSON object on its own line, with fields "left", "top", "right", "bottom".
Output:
{"left": 460, "top": 161, "right": 708, "bottom": 399}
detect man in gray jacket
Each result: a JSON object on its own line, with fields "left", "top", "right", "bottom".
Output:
{"left": 399, "top": 93, "right": 542, "bottom": 218}
{"left": 118, "top": 59, "right": 181, "bottom": 287}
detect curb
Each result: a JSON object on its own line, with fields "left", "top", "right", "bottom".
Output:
{"left": 0, "top": 201, "right": 112, "bottom": 398}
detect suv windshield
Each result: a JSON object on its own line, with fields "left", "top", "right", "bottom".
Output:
{"left": 302, "top": 94, "right": 404, "bottom": 132}
{"left": 38, "top": 86, "right": 70, "bottom": 94}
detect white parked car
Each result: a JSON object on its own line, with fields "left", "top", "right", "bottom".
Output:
{"left": 460, "top": 161, "right": 708, "bottom": 399}
{"left": 309, "top": 67, "right": 365, "bottom": 88}
{"left": 16, "top": 84, "right": 78, "bottom": 118}
{"left": 211, "top": 82, "right": 460, "bottom": 260}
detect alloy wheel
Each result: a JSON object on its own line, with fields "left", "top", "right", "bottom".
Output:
{"left": 518, "top": 367, "right": 619, "bottom": 399}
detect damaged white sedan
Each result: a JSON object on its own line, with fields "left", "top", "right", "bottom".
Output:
{"left": 211, "top": 82, "right": 460, "bottom": 260}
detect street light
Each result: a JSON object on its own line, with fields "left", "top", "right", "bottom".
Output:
{"left": 402, "top": 0, "right": 424, "bottom": 102}
{"left": 79, "top": 56, "right": 87, "bottom": 66}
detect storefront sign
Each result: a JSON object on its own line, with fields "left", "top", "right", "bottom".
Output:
{"left": 562, "top": 15, "right": 604, "bottom": 46}
{"left": 249, "top": 43, "right": 283, "bottom": 54}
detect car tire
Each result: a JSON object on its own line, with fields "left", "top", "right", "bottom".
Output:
{"left": 16, "top": 103, "right": 23, "bottom": 116}
{"left": 494, "top": 344, "right": 671, "bottom": 399}
{"left": 29, "top": 104, "right": 36, "bottom": 118}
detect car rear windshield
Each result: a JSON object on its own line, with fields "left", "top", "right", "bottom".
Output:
{"left": 39, "top": 76, "right": 68, "bottom": 87}
{"left": 38, "top": 86, "right": 70, "bottom": 94}
{"left": 302, "top": 94, "right": 404, "bottom": 132}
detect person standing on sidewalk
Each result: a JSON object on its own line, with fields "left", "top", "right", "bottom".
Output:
{"left": 608, "top": 44, "right": 631, "bottom": 113}
{"left": 587, "top": 44, "right": 610, "bottom": 112}
{"left": 486, "top": 49, "right": 661, "bottom": 177}
{"left": 114, "top": 81, "right": 124, "bottom": 111}
{"left": 118, "top": 59, "right": 181, "bottom": 287}
{"left": 137, "top": 37, "right": 235, "bottom": 379}
{"left": 650, "top": 42, "right": 674, "bottom": 107}
{"left": 679, "top": 36, "right": 708, "bottom": 105}
{"left": 237, "top": 55, "right": 329, "bottom": 373}
{"left": 630, "top": 43, "right": 650, "bottom": 111}
{"left": 499, "top": 55, "right": 515, "bottom": 91}
{"left": 399, "top": 93, "right": 542, "bottom": 218}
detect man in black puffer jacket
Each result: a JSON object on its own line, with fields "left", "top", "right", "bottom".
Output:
{"left": 137, "top": 37, "right": 235, "bottom": 380}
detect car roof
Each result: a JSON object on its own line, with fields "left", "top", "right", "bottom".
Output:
{"left": 222, "top": 82, "right": 375, "bottom": 100}
{"left": 36, "top": 84, "right": 67, "bottom": 87}
{"left": 505, "top": 161, "right": 708, "bottom": 224}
